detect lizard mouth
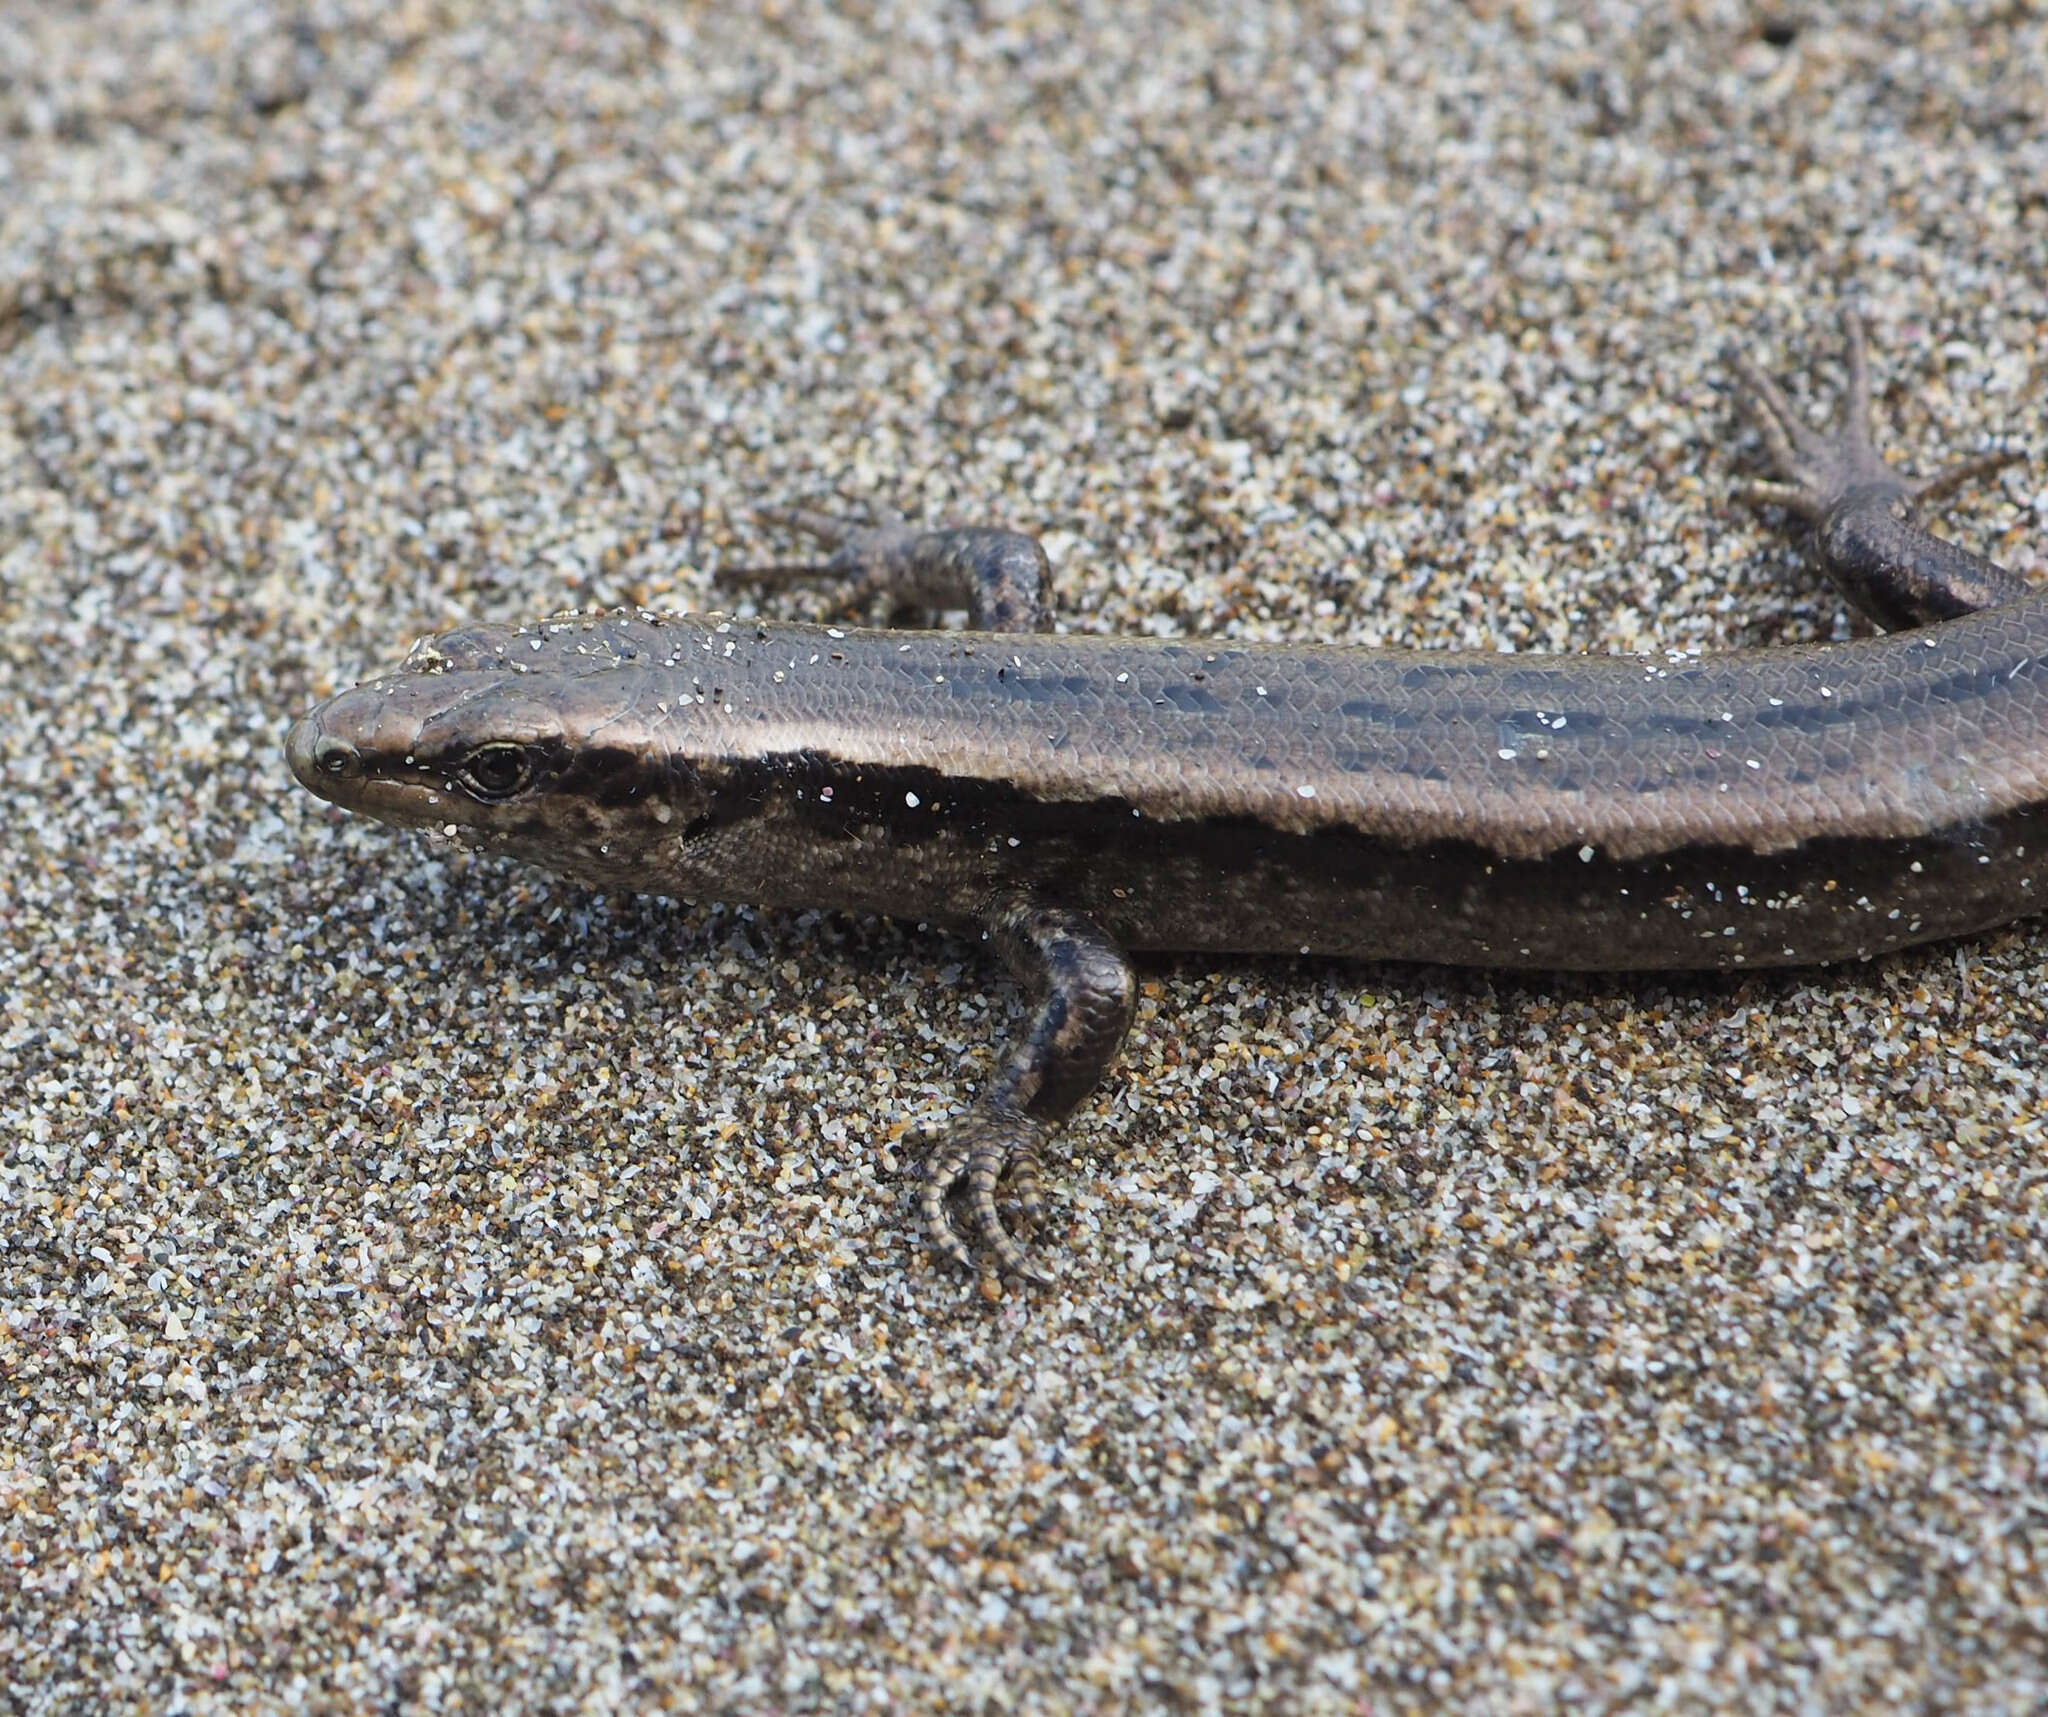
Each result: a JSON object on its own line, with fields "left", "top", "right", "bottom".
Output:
{"left": 285, "top": 707, "right": 470, "bottom": 830}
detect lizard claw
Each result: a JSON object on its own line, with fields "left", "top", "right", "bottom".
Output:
{"left": 1909, "top": 448, "right": 2023, "bottom": 507}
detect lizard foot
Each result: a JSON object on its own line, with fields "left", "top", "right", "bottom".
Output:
{"left": 920, "top": 1106, "right": 1053, "bottom": 1283}
{"left": 1729, "top": 310, "right": 1894, "bottom": 520}
{"left": 1731, "top": 310, "right": 2018, "bottom": 519}
{"left": 716, "top": 505, "right": 922, "bottom": 592}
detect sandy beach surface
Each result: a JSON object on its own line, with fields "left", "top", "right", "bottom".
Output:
{"left": 5, "top": 3, "right": 2045, "bottom": 1710}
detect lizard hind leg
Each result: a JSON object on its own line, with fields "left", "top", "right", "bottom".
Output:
{"left": 1729, "top": 312, "right": 2032, "bottom": 627}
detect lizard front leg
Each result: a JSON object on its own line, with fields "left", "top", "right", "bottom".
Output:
{"left": 922, "top": 894, "right": 1137, "bottom": 1280}
{"left": 726, "top": 508, "right": 1054, "bottom": 633}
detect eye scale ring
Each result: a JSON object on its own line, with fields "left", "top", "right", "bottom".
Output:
{"left": 459, "top": 743, "right": 534, "bottom": 800}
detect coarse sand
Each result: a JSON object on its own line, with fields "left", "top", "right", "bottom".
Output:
{"left": 4, "top": 4, "right": 2045, "bottom": 1711}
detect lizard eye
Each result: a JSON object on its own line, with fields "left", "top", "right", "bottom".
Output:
{"left": 458, "top": 743, "right": 535, "bottom": 800}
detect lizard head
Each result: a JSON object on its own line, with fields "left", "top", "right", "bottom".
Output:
{"left": 286, "top": 610, "right": 730, "bottom": 886}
